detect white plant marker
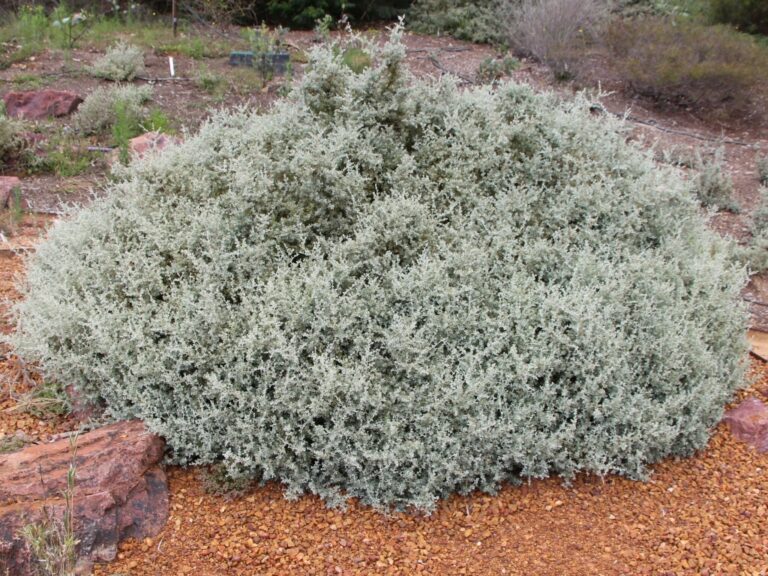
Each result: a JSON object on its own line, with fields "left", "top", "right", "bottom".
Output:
{"left": 169, "top": 57, "right": 175, "bottom": 78}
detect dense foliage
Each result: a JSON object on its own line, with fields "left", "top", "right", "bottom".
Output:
{"left": 606, "top": 18, "right": 768, "bottom": 118}
{"left": 708, "top": 0, "right": 768, "bottom": 36}
{"left": 0, "top": 113, "right": 26, "bottom": 170}
{"left": 88, "top": 41, "right": 146, "bottom": 82}
{"left": 73, "top": 84, "right": 152, "bottom": 135}
{"left": 11, "top": 30, "right": 748, "bottom": 511}
{"left": 408, "top": 0, "right": 506, "bottom": 44}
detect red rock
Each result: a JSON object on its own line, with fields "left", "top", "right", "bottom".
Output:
{"left": 110, "top": 132, "right": 180, "bottom": 165}
{"left": 723, "top": 396, "right": 768, "bottom": 452}
{"left": 0, "top": 420, "right": 168, "bottom": 575}
{"left": 129, "top": 131, "right": 178, "bottom": 157}
{"left": 3, "top": 90, "right": 83, "bottom": 120}
{"left": 0, "top": 176, "right": 21, "bottom": 209}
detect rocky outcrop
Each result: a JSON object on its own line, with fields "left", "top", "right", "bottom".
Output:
{"left": 723, "top": 396, "right": 768, "bottom": 452}
{"left": 3, "top": 90, "right": 83, "bottom": 120}
{"left": 0, "top": 420, "right": 168, "bottom": 575}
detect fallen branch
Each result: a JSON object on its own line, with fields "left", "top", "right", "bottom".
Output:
{"left": 428, "top": 54, "right": 475, "bottom": 85}
{"left": 135, "top": 76, "right": 193, "bottom": 82}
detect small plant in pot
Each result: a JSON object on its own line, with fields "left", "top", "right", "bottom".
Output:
{"left": 232, "top": 24, "right": 291, "bottom": 83}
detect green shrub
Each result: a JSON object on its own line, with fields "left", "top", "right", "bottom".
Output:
{"left": 708, "top": 0, "right": 768, "bottom": 35}
{"left": 17, "top": 5, "right": 49, "bottom": 42}
{"left": 606, "top": 17, "right": 768, "bottom": 118}
{"left": 10, "top": 29, "right": 748, "bottom": 511}
{"left": 195, "top": 65, "right": 225, "bottom": 95}
{"left": 88, "top": 41, "right": 146, "bottom": 81}
{"left": 73, "top": 84, "right": 152, "bottom": 135}
{"left": 0, "top": 113, "right": 26, "bottom": 169}
{"left": 178, "top": 0, "right": 410, "bottom": 26}
{"left": 408, "top": 0, "right": 506, "bottom": 44}
{"left": 475, "top": 55, "right": 519, "bottom": 83}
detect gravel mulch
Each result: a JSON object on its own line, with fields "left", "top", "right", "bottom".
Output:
{"left": 93, "top": 369, "right": 768, "bottom": 576}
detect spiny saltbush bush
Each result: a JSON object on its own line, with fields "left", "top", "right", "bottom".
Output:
{"left": 73, "top": 84, "right": 152, "bottom": 135}
{"left": 692, "top": 148, "right": 739, "bottom": 213}
{"left": 88, "top": 41, "right": 146, "bottom": 82}
{"left": 10, "top": 28, "right": 748, "bottom": 511}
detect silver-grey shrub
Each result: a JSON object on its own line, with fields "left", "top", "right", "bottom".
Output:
{"left": 10, "top": 29, "right": 748, "bottom": 511}
{"left": 73, "top": 84, "right": 152, "bottom": 135}
{"left": 693, "top": 148, "right": 739, "bottom": 212}
{"left": 87, "top": 41, "right": 146, "bottom": 82}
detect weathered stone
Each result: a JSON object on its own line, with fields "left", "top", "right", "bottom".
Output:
{"left": 110, "top": 132, "right": 179, "bottom": 165}
{"left": 723, "top": 396, "right": 768, "bottom": 452}
{"left": 0, "top": 420, "right": 168, "bottom": 575}
{"left": 0, "top": 176, "right": 21, "bottom": 209}
{"left": 3, "top": 90, "right": 83, "bottom": 120}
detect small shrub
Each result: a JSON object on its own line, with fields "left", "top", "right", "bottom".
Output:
{"left": 757, "top": 154, "right": 768, "bottom": 186}
{"left": 656, "top": 144, "right": 697, "bottom": 169}
{"left": 708, "top": 0, "right": 768, "bottom": 36}
{"left": 735, "top": 186, "right": 768, "bottom": 273}
{"left": 142, "top": 109, "right": 172, "bottom": 134}
{"left": 5, "top": 377, "right": 70, "bottom": 418}
{"left": 606, "top": 18, "right": 768, "bottom": 117}
{"left": 20, "top": 433, "right": 79, "bottom": 576}
{"left": 195, "top": 65, "right": 225, "bottom": 95}
{"left": 18, "top": 5, "right": 49, "bottom": 43}
{"left": 313, "top": 13, "right": 333, "bottom": 42}
{"left": 0, "top": 5, "right": 49, "bottom": 67}
{"left": 112, "top": 101, "right": 140, "bottom": 165}
{"left": 49, "top": 5, "right": 89, "bottom": 50}
{"left": 0, "top": 434, "right": 26, "bottom": 453}
{"left": 504, "top": 0, "right": 609, "bottom": 79}
{"left": 0, "top": 113, "right": 26, "bottom": 169}
{"left": 752, "top": 187, "right": 768, "bottom": 237}
{"left": 475, "top": 55, "right": 519, "bottom": 83}
{"left": 615, "top": 0, "right": 706, "bottom": 18}
{"left": 692, "top": 149, "right": 738, "bottom": 212}
{"left": 88, "top": 41, "right": 145, "bottom": 82}
{"left": 73, "top": 84, "right": 152, "bottom": 135}
{"left": 0, "top": 186, "right": 24, "bottom": 237}
{"left": 408, "top": 0, "right": 507, "bottom": 44}
{"left": 11, "top": 30, "right": 748, "bottom": 512}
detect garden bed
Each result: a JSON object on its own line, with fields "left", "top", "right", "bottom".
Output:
{"left": 1, "top": 19, "right": 767, "bottom": 576}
